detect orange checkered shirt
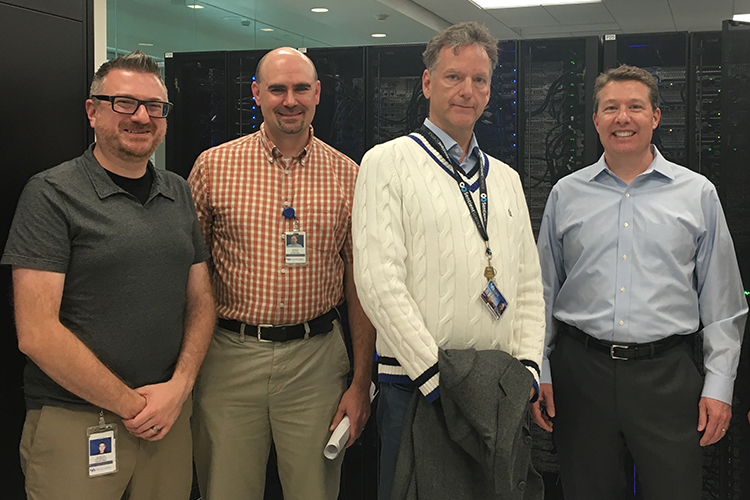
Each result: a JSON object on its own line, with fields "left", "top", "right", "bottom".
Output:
{"left": 188, "top": 124, "right": 358, "bottom": 325}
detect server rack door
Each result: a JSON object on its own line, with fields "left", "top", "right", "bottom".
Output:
{"left": 226, "top": 50, "right": 264, "bottom": 140}
{"left": 365, "top": 44, "right": 428, "bottom": 149}
{"left": 165, "top": 51, "right": 229, "bottom": 179}
{"left": 518, "top": 36, "right": 598, "bottom": 236}
{"left": 721, "top": 22, "right": 750, "bottom": 500}
{"left": 1, "top": 2, "right": 93, "bottom": 498}
{"left": 689, "top": 32, "right": 722, "bottom": 184}
{"left": 474, "top": 40, "right": 520, "bottom": 171}
{"left": 305, "top": 47, "right": 366, "bottom": 164}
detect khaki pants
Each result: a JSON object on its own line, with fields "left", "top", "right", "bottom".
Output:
{"left": 20, "top": 396, "right": 193, "bottom": 500}
{"left": 192, "top": 321, "right": 350, "bottom": 500}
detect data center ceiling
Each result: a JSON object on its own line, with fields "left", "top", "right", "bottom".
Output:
{"left": 112, "top": 0, "right": 750, "bottom": 57}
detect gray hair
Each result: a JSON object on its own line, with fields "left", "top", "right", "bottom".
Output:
{"left": 422, "top": 21, "right": 498, "bottom": 74}
{"left": 593, "top": 64, "right": 659, "bottom": 112}
{"left": 90, "top": 50, "right": 166, "bottom": 97}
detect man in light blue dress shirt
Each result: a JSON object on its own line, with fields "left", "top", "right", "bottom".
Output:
{"left": 532, "top": 65, "right": 747, "bottom": 499}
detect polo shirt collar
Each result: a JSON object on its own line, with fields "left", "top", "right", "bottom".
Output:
{"left": 83, "top": 143, "right": 176, "bottom": 201}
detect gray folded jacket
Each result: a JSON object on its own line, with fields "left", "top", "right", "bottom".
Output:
{"left": 392, "top": 348, "right": 543, "bottom": 500}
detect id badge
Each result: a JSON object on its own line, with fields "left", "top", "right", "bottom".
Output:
{"left": 87, "top": 417, "right": 117, "bottom": 477}
{"left": 480, "top": 279, "right": 508, "bottom": 320}
{"left": 285, "top": 231, "right": 307, "bottom": 266}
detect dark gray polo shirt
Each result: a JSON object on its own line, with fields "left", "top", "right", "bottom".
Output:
{"left": 2, "top": 144, "right": 210, "bottom": 410}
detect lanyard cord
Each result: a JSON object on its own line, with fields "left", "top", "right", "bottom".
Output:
{"left": 416, "top": 126, "right": 492, "bottom": 261}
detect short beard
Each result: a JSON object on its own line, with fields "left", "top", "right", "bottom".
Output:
{"left": 116, "top": 141, "right": 160, "bottom": 161}
{"left": 275, "top": 118, "right": 306, "bottom": 135}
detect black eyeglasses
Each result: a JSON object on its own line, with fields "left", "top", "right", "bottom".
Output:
{"left": 91, "top": 95, "right": 173, "bottom": 118}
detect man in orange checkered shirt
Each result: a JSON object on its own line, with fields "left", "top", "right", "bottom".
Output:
{"left": 188, "top": 47, "right": 375, "bottom": 500}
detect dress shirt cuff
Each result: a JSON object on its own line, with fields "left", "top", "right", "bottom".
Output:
{"left": 701, "top": 373, "right": 735, "bottom": 405}
{"left": 540, "top": 357, "right": 552, "bottom": 385}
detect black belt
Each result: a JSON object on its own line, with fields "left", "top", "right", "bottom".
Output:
{"left": 218, "top": 309, "right": 339, "bottom": 342}
{"left": 560, "top": 323, "right": 691, "bottom": 360}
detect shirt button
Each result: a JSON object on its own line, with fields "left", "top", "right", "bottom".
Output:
{"left": 623, "top": 222, "right": 629, "bottom": 227}
{"left": 281, "top": 268, "right": 287, "bottom": 274}
{"left": 620, "top": 287, "right": 625, "bottom": 292}
{"left": 622, "top": 254, "right": 627, "bottom": 260}
{"left": 625, "top": 193, "right": 630, "bottom": 198}
{"left": 279, "top": 303, "right": 285, "bottom": 308}
{"left": 619, "top": 320, "right": 624, "bottom": 325}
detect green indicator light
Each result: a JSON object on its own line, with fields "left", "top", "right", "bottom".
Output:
{"left": 745, "top": 290, "right": 750, "bottom": 296}
{"left": 708, "top": 148, "right": 712, "bottom": 152}
{"left": 571, "top": 61, "right": 576, "bottom": 64}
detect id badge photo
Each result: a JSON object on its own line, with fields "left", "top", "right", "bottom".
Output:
{"left": 87, "top": 413, "right": 118, "bottom": 477}
{"left": 284, "top": 231, "right": 307, "bottom": 266}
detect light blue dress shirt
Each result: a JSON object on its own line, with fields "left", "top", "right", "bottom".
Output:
{"left": 424, "top": 119, "right": 480, "bottom": 175}
{"left": 537, "top": 146, "right": 747, "bottom": 403}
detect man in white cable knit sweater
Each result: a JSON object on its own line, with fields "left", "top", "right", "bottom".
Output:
{"left": 352, "top": 22, "right": 545, "bottom": 500}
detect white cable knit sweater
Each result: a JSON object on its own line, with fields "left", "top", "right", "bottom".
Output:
{"left": 353, "top": 133, "right": 545, "bottom": 400}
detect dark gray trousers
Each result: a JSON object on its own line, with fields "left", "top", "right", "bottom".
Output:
{"left": 550, "top": 332, "right": 703, "bottom": 500}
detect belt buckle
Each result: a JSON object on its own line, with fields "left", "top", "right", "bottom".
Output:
{"left": 257, "top": 324, "right": 274, "bottom": 342}
{"left": 610, "top": 344, "right": 629, "bottom": 360}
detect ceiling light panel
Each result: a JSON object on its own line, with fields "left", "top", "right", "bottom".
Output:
{"left": 472, "top": 0, "right": 600, "bottom": 8}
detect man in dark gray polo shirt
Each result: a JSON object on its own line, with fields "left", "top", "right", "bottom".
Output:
{"left": 1, "top": 51, "right": 216, "bottom": 500}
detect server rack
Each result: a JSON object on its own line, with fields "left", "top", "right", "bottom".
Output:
{"left": 602, "top": 33, "right": 690, "bottom": 168}
{"left": 306, "top": 47, "right": 367, "bottom": 163}
{"left": 1, "top": 2, "right": 94, "bottom": 497}
{"left": 165, "top": 51, "right": 229, "bottom": 179}
{"left": 518, "top": 36, "right": 599, "bottom": 235}
{"left": 226, "top": 50, "right": 264, "bottom": 140}
{"left": 365, "top": 43, "right": 428, "bottom": 149}
{"left": 721, "top": 20, "right": 750, "bottom": 500}
{"left": 689, "top": 32, "right": 722, "bottom": 185}
{"left": 476, "top": 40, "right": 520, "bottom": 170}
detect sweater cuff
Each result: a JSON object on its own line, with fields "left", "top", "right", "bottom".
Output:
{"left": 415, "top": 363, "right": 439, "bottom": 401}
{"left": 529, "top": 380, "right": 539, "bottom": 404}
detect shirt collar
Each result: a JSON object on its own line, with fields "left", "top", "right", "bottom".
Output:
{"left": 259, "top": 122, "right": 314, "bottom": 165}
{"left": 83, "top": 143, "right": 175, "bottom": 201}
{"left": 423, "top": 118, "right": 480, "bottom": 164}
{"left": 588, "top": 145, "right": 675, "bottom": 183}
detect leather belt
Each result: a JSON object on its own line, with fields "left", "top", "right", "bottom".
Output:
{"left": 218, "top": 309, "right": 339, "bottom": 342}
{"left": 560, "top": 323, "right": 691, "bottom": 360}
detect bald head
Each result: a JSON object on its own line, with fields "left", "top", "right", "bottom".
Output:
{"left": 255, "top": 47, "right": 318, "bottom": 84}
